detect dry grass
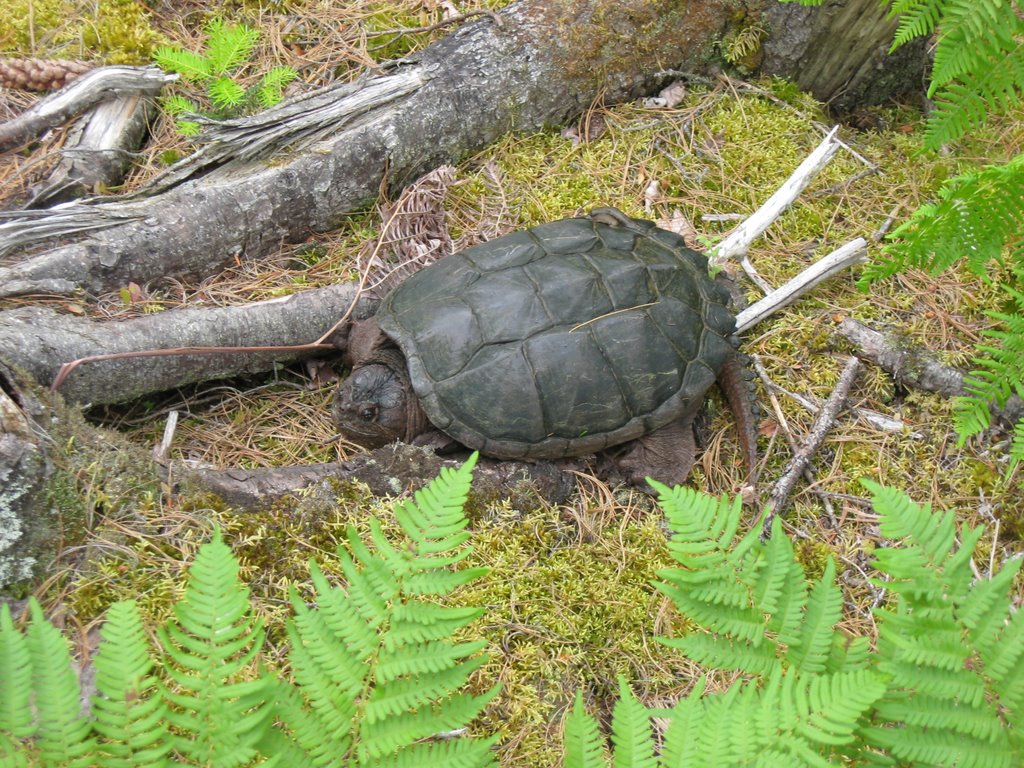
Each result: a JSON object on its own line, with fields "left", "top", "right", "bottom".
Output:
{"left": 2, "top": 2, "right": 1023, "bottom": 765}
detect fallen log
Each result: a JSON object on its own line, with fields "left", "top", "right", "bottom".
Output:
{"left": 0, "top": 0, "right": 924, "bottom": 298}
{"left": 0, "top": 65, "right": 170, "bottom": 154}
{"left": 0, "top": 284, "right": 375, "bottom": 405}
{"left": 181, "top": 443, "right": 575, "bottom": 510}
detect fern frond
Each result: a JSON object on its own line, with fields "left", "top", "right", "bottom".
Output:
{"left": 862, "top": 482, "right": 1023, "bottom": 766}
{"left": 369, "top": 735, "right": 501, "bottom": 768}
{"left": 659, "top": 631, "right": 778, "bottom": 676}
{"left": 953, "top": 277, "right": 1024, "bottom": 464}
{"left": 562, "top": 692, "right": 608, "bottom": 768}
{"left": 359, "top": 691, "right": 498, "bottom": 760}
{"left": 156, "top": 531, "right": 270, "bottom": 767}
{"left": 660, "top": 668, "right": 884, "bottom": 766}
{"left": 785, "top": 558, "right": 843, "bottom": 674}
{"left": 26, "top": 600, "right": 94, "bottom": 767}
{"left": 928, "top": 0, "right": 1016, "bottom": 91}
{"left": 0, "top": 604, "right": 32, "bottom": 741}
{"left": 286, "top": 454, "right": 495, "bottom": 767}
{"left": 91, "top": 600, "right": 171, "bottom": 767}
{"left": 1013, "top": 417, "right": 1024, "bottom": 468}
{"left": 862, "top": 153, "right": 1024, "bottom": 283}
{"left": 652, "top": 486, "right": 770, "bottom": 656}
{"left": 204, "top": 18, "right": 259, "bottom": 76}
{"left": 887, "top": 0, "right": 946, "bottom": 49}
{"left": 608, "top": 678, "right": 656, "bottom": 768}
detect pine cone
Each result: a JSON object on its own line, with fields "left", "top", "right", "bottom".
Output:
{"left": 0, "top": 58, "right": 92, "bottom": 91}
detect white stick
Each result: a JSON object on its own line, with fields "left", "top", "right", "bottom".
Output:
{"left": 735, "top": 238, "right": 867, "bottom": 333}
{"left": 711, "top": 125, "right": 843, "bottom": 265}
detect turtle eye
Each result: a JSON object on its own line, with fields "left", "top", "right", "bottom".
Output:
{"left": 359, "top": 406, "right": 378, "bottom": 422}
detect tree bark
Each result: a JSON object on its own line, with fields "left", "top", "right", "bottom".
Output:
{"left": 0, "top": 362, "right": 56, "bottom": 591}
{"left": 762, "top": 0, "right": 926, "bottom": 112}
{"left": 0, "top": 285, "right": 375, "bottom": 405}
{"left": 182, "top": 443, "right": 575, "bottom": 510}
{"left": 0, "top": 0, "right": 926, "bottom": 298}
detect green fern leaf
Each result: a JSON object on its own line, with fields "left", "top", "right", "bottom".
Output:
{"left": 608, "top": 678, "right": 656, "bottom": 768}
{"left": 256, "top": 676, "right": 333, "bottom": 768}
{"left": 207, "top": 76, "right": 246, "bottom": 110}
{"left": 785, "top": 558, "right": 842, "bottom": 674}
{"left": 25, "top": 600, "right": 94, "bottom": 767}
{"left": 890, "top": 0, "right": 945, "bottom": 49}
{"left": 285, "top": 454, "right": 495, "bottom": 767}
{"left": 156, "top": 531, "right": 271, "bottom": 767}
{"left": 748, "top": 516, "right": 798, "bottom": 616}
{"left": 152, "top": 47, "right": 211, "bottom": 82}
{"left": 659, "top": 631, "right": 778, "bottom": 676}
{"left": 861, "top": 153, "right": 1024, "bottom": 284}
{"left": 1012, "top": 416, "right": 1024, "bottom": 466}
{"left": 359, "top": 690, "right": 498, "bottom": 760}
{"left": 91, "top": 600, "right": 171, "bottom": 767}
{"left": 204, "top": 18, "right": 259, "bottom": 76}
{"left": 562, "top": 691, "right": 608, "bottom": 768}
{"left": 0, "top": 604, "right": 32, "bottom": 741}
{"left": 0, "top": 734, "right": 29, "bottom": 767}
{"left": 863, "top": 481, "right": 1024, "bottom": 766}
{"left": 366, "top": 648, "right": 488, "bottom": 724}
{"left": 370, "top": 735, "right": 501, "bottom": 768}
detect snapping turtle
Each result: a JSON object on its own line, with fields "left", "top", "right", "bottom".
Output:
{"left": 333, "top": 208, "right": 757, "bottom": 486}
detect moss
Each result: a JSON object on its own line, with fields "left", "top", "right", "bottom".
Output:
{"left": 0, "top": 0, "right": 161, "bottom": 62}
{"left": 458, "top": 505, "right": 684, "bottom": 765}
{"left": 521, "top": 0, "right": 731, "bottom": 99}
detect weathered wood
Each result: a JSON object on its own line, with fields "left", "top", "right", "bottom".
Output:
{"left": 762, "top": 356, "right": 861, "bottom": 530}
{"left": 0, "top": 362, "right": 57, "bottom": 591}
{"left": 0, "top": 284, "right": 376, "bottom": 405}
{"left": 182, "top": 443, "right": 575, "bottom": 509}
{"left": 762, "top": 0, "right": 926, "bottom": 112}
{"left": 834, "top": 317, "right": 1024, "bottom": 427}
{"left": 0, "top": 0, "right": 927, "bottom": 298}
{"left": 26, "top": 92, "right": 156, "bottom": 208}
{"left": 0, "top": 65, "right": 170, "bottom": 154}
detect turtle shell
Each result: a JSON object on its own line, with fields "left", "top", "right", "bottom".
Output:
{"left": 374, "top": 208, "right": 737, "bottom": 460}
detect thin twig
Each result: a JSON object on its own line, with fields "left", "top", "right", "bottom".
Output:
{"left": 735, "top": 239, "right": 867, "bottom": 333}
{"left": 711, "top": 125, "right": 843, "bottom": 264}
{"left": 762, "top": 356, "right": 861, "bottom": 535}
{"left": 751, "top": 354, "right": 838, "bottom": 526}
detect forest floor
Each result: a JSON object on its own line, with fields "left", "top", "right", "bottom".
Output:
{"left": 2, "top": 1, "right": 1022, "bottom": 765}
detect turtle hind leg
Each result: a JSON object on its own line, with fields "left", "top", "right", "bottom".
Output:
{"left": 614, "top": 414, "right": 698, "bottom": 489}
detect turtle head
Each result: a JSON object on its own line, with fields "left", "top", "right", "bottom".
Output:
{"left": 333, "top": 361, "right": 412, "bottom": 449}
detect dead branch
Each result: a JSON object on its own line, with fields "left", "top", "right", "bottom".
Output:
{"left": 834, "top": 316, "right": 1023, "bottom": 429}
{"left": 26, "top": 92, "right": 155, "bottom": 208}
{"left": 762, "top": 355, "right": 861, "bottom": 531}
{"left": 0, "top": 284, "right": 375, "bottom": 405}
{"left": 735, "top": 239, "right": 868, "bottom": 333}
{"left": 712, "top": 126, "right": 844, "bottom": 266}
{"left": 0, "top": 65, "right": 171, "bottom": 154}
{"left": 180, "top": 443, "right": 574, "bottom": 510}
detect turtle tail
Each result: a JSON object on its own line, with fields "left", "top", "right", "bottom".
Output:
{"left": 718, "top": 350, "right": 759, "bottom": 486}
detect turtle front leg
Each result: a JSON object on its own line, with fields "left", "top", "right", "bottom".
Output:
{"left": 615, "top": 414, "right": 698, "bottom": 489}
